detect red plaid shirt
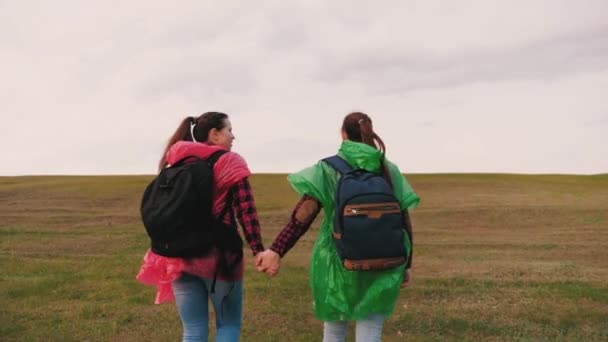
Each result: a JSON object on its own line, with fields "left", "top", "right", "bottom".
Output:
{"left": 221, "top": 177, "right": 265, "bottom": 255}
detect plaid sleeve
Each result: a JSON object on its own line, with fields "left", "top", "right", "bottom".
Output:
{"left": 230, "top": 178, "right": 265, "bottom": 255}
{"left": 270, "top": 194, "right": 321, "bottom": 257}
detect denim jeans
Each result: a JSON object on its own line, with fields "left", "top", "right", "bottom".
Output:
{"left": 172, "top": 273, "right": 243, "bottom": 342}
{"left": 323, "top": 314, "right": 385, "bottom": 342}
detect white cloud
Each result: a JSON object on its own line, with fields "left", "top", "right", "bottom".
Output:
{"left": 1, "top": 0, "right": 607, "bottom": 175}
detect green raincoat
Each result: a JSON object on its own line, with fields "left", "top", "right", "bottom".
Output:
{"left": 287, "top": 140, "right": 420, "bottom": 321}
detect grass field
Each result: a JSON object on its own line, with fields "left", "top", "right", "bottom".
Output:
{"left": 1, "top": 174, "right": 607, "bottom": 341}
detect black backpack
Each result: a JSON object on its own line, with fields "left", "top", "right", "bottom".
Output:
{"left": 323, "top": 155, "right": 410, "bottom": 271}
{"left": 140, "top": 150, "right": 242, "bottom": 258}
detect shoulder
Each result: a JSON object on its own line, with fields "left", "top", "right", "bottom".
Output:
{"left": 383, "top": 158, "right": 402, "bottom": 174}
{"left": 214, "top": 150, "right": 251, "bottom": 176}
{"left": 299, "top": 159, "right": 339, "bottom": 177}
{"left": 383, "top": 157, "right": 411, "bottom": 184}
{"left": 213, "top": 150, "right": 246, "bottom": 165}
{"left": 219, "top": 150, "right": 246, "bottom": 163}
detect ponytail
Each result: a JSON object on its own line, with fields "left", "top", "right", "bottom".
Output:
{"left": 158, "top": 117, "right": 194, "bottom": 171}
{"left": 342, "top": 112, "right": 393, "bottom": 188}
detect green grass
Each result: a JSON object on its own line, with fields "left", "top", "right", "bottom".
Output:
{"left": 1, "top": 174, "right": 608, "bottom": 341}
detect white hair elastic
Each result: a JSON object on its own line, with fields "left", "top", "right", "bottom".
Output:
{"left": 190, "top": 122, "right": 198, "bottom": 142}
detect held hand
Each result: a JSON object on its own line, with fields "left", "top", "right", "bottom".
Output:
{"left": 256, "top": 249, "right": 281, "bottom": 277}
{"left": 401, "top": 269, "right": 412, "bottom": 288}
{"left": 262, "top": 250, "right": 281, "bottom": 277}
{"left": 255, "top": 251, "right": 265, "bottom": 271}
{"left": 254, "top": 252, "right": 264, "bottom": 271}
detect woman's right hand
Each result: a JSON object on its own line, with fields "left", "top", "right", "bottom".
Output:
{"left": 255, "top": 249, "right": 281, "bottom": 277}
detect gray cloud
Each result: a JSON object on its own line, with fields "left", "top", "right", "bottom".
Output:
{"left": 2, "top": 1, "right": 608, "bottom": 175}
{"left": 134, "top": 62, "right": 258, "bottom": 102}
{"left": 585, "top": 114, "right": 608, "bottom": 126}
{"left": 316, "top": 27, "right": 608, "bottom": 94}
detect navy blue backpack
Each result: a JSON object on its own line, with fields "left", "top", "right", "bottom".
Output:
{"left": 323, "top": 155, "right": 410, "bottom": 271}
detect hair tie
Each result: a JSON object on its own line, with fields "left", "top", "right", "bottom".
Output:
{"left": 358, "top": 118, "right": 364, "bottom": 124}
{"left": 190, "top": 122, "right": 198, "bottom": 142}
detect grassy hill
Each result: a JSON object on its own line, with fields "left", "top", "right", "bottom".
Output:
{"left": 1, "top": 174, "right": 607, "bottom": 341}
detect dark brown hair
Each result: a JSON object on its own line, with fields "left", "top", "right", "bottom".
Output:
{"left": 158, "top": 112, "right": 229, "bottom": 171}
{"left": 342, "top": 112, "right": 392, "bottom": 187}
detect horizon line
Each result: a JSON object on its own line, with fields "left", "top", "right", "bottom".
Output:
{"left": 1, "top": 172, "right": 606, "bottom": 177}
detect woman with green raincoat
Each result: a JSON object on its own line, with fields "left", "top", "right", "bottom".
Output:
{"left": 256, "top": 112, "right": 420, "bottom": 341}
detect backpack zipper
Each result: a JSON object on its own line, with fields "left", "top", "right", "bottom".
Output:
{"left": 344, "top": 203, "right": 401, "bottom": 218}
{"left": 347, "top": 205, "right": 398, "bottom": 214}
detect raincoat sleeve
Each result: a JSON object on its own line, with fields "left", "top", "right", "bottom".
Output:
{"left": 286, "top": 162, "right": 335, "bottom": 208}
{"left": 385, "top": 159, "right": 420, "bottom": 210}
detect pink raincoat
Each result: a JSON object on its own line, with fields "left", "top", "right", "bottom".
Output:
{"left": 136, "top": 141, "right": 250, "bottom": 303}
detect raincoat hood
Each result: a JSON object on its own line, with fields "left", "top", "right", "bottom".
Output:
{"left": 338, "top": 140, "right": 383, "bottom": 172}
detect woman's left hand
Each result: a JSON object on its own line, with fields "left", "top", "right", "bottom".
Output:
{"left": 401, "top": 269, "right": 412, "bottom": 288}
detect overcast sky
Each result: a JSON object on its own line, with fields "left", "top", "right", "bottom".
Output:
{"left": 2, "top": 0, "right": 607, "bottom": 175}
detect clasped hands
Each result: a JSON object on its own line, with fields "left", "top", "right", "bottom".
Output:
{"left": 255, "top": 249, "right": 281, "bottom": 277}
{"left": 254, "top": 249, "right": 413, "bottom": 285}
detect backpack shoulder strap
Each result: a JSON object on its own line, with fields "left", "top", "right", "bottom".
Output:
{"left": 206, "top": 149, "right": 228, "bottom": 167}
{"left": 171, "top": 149, "right": 228, "bottom": 168}
{"left": 322, "top": 155, "right": 353, "bottom": 175}
{"left": 170, "top": 155, "right": 200, "bottom": 168}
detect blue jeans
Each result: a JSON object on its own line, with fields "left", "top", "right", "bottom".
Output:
{"left": 172, "top": 273, "right": 243, "bottom": 342}
{"left": 323, "top": 314, "right": 385, "bottom": 342}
